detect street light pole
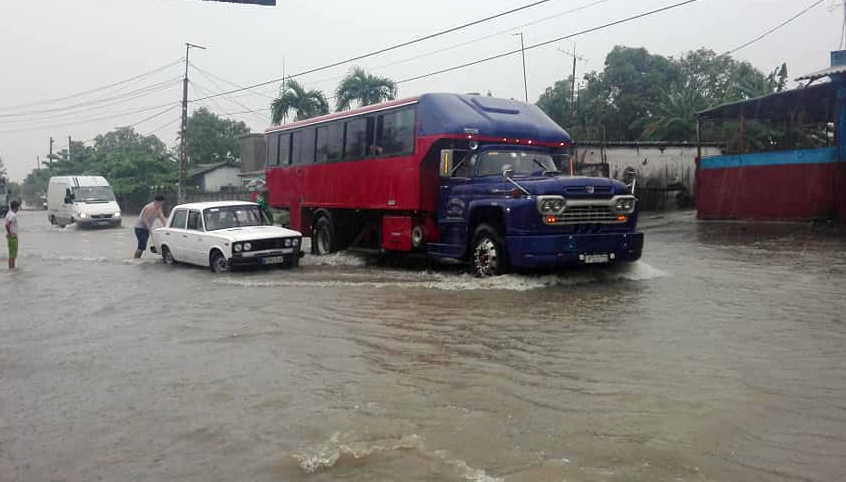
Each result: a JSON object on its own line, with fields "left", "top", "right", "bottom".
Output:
{"left": 179, "top": 42, "right": 206, "bottom": 203}
{"left": 514, "top": 32, "right": 528, "bottom": 103}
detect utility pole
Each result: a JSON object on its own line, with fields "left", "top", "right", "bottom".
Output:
{"left": 37, "top": 156, "right": 40, "bottom": 170}
{"left": 68, "top": 136, "right": 72, "bottom": 163}
{"left": 179, "top": 42, "right": 206, "bottom": 203}
{"left": 48, "top": 137, "right": 54, "bottom": 168}
{"left": 513, "top": 32, "right": 528, "bottom": 103}
{"left": 570, "top": 44, "right": 577, "bottom": 113}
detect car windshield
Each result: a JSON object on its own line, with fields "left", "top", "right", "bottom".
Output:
{"left": 73, "top": 186, "right": 115, "bottom": 202}
{"left": 203, "top": 205, "right": 268, "bottom": 231}
{"left": 475, "top": 150, "right": 559, "bottom": 177}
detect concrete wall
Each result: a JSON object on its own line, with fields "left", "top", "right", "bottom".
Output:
{"left": 200, "top": 167, "right": 242, "bottom": 192}
{"left": 239, "top": 134, "right": 266, "bottom": 174}
{"left": 572, "top": 143, "right": 722, "bottom": 210}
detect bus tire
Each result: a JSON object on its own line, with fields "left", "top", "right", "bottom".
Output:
{"left": 471, "top": 223, "right": 509, "bottom": 277}
{"left": 312, "top": 213, "right": 336, "bottom": 255}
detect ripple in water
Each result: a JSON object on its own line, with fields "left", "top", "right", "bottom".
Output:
{"left": 292, "top": 432, "right": 502, "bottom": 481}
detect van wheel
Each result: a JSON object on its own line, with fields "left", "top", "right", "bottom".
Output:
{"left": 161, "top": 246, "right": 177, "bottom": 265}
{"left": 471, "top": 223, "right": 509, "bottom": 277}
{"left": 210, "top": 250, "right": 230, "bottom": 273}
{"left": 312, "top": 214, "right": 336, "bottom": 255}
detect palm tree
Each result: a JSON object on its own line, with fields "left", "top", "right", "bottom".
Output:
{"left": 270, "top": 80, "right": 330, "bottom": 124}
{"left": 335, "top": 67, "right": 397, "bottom": 111}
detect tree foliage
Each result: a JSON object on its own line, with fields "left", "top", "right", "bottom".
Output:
{"left": 270, "top": 79, "right": 330, "bottom": 124}
{"left": 22, "top": 127, "right": 176, "bottom": 209}
{"left": 537, "top": 46, "right": 781, "bottom": 142}
{"left": 182, "top": 107, "right": 250, "bottom": 164}
{"left": 335, "top": 67, "right": 397, "bottom": 111}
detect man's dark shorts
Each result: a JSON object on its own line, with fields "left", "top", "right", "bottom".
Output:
{"left": 135, "top": 228, "right": 150, "bottom": 251}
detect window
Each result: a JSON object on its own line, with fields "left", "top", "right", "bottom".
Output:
{"left": 266, "top": 133, "right": 279, "bottom": 167}
{"left": 187, "top": 210, "right": 203, "bottom": 231}
{"left": 375, "top": 108, "right": 415, "bottom": 156}
{"left": 344, "top": 118, "right": 372, "bottom": 160}
{"left": 278, "top": 133, "right": 291, "bottom": 166}
{"left": 291, "top": 129, "right": 316, "bottom": 165}
{"left": 316, "top": 122, "right": 344, "bottom": 163}
{"left": 171, "top": 209, "right": 187, "bottom": 228}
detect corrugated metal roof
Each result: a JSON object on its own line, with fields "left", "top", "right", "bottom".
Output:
{"left": 796, "top": 65, "right": 846, "bottom": 81}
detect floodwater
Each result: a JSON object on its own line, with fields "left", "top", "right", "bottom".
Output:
{"left": 1, "top": 210, "right": 845, "bottom": 482}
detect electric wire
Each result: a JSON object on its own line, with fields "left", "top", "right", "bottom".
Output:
{"left": 0, "top": 58, "right": 183, "bottom": 112}
{"left": 0, "top": 102, "right": 178, "bottom": 134}
{"left": 191, "top": 0, "right": 557, "bottom": 102}
{"left": 723, "top": 0, "right": 826, "bottom": 55}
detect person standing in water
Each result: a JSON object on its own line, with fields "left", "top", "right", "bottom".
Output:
{"left": 5, "top": 200, "right": 20, "bottom": 270}
{"left": 134, "top": 195, "right": 167, "bottom": 258}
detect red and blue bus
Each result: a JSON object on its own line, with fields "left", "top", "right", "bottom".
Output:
{"left": 265, "top": 93, "right": 643, "bottom": 275}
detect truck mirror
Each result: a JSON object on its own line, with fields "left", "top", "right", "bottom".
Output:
{"left": 440, "top": 149, "right": 454, "bottom": 177}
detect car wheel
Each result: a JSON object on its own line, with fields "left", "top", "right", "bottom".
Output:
{"left": 210, "top": 250, "right": 230, "bottom": 273}
{"left": 49, "top": 215, "right": 56, "bottom": 225}
{"left": 312, "top": 215, "right": 335, "bottom": 256}
{"left": 471, "top": 223, "right": 509, "bottom": 277}
{"left": 161, "top": 246, "right": 177, "bottom": 265}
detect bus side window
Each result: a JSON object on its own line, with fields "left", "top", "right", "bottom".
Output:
{"left": 279, "top": 133, "right": 291, "bottom": 166}
{"left": 345, "top": 118, "right": 370, "bottom": 161}
{"left": 375, "top": 107, "right": 415, "bottom": 157}
{"left": 317, "top": 122, "right": 343, "bottom": 163}
{"left": 266, "top": 133, "right": 279, "bottom": 167}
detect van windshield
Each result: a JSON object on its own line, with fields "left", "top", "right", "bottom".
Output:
{"left": 74, "top": 186, "right": 115, "bottom": 203}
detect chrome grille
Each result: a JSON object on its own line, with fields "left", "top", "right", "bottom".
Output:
{"left": 550, "top": 205, "right": 622, "bottom": 225}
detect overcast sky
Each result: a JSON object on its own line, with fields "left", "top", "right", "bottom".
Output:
{"left": 0, "top": 0, "right": 841, "bottom": 181}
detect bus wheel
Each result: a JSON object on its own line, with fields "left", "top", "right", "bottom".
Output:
{"left": 471, "top": 223, "right": 509, "bottom": 277}
{"left": 312, "top": 215, "right": 336, "bottom": 255}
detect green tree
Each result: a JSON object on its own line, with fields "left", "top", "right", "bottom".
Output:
{"left": 21, "top": 168, "right": 51, "bottom": 207}
{"left": 335, "top": 67, "right": 397, "bottom": 111}
{"left": 0, "top": 154, "right": 7, "bottom": 178}
{"left": 182, "top": 107, "right": 250, "bottom": 165}
{"left": 270, "top": 79, "right": 330, "bottom": 124}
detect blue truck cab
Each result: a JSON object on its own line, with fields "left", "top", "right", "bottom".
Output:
{"left": 422, "top": 96, "right": 643, "bottom": 276}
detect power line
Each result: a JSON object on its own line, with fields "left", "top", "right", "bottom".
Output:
{"left": 0, "top": 77, "right": 181, "bottom": 120}
{"left": 189, "top": 62, "right": 276, "bottom": 100}
{"left": 0, "top": 102, "right": 177, "bottom": 134}
{"left": 724, "top": 0, "right": 826, "bottom": 55}
{"left": 143, "top": 117, "right": 182, "bottom": 137}
{"left": 395, "top": 0, "right": 700, "bottom": 86}
{"left": 191, "top": 0, "right": 556, "bottom": 102}
{"left": 0, "top": 58, "right": 183, "bottom": 112}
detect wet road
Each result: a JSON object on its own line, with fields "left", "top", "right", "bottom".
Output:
{"left": 2, "top": 210, "right": 845, "bottom": 482}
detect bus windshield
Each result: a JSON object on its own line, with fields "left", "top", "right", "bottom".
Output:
{"left": 203, "top": 205, "right": 269, "bottom": 231}
{"left": 475, "top": 150, "right": 559, "bottom": 177}
{"left": 74, "top": 186, "right": 116, "bottom": 203}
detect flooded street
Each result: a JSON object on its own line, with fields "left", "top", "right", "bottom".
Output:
{"left": 2, "top": 210, "right": 846, "bottom": 482}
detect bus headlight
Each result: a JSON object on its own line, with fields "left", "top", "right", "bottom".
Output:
{"left": 613, "top": 196, "right": 636, "bottom": 214}
{"left": 537, "top": 196, "right": 567, "bottom": 215}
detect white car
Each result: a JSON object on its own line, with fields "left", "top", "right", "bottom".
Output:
{"left": 151, "top": 201, "right": 302, "bottom": 272}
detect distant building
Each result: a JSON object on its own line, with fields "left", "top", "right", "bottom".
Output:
{"left": 188, "top": 161, "right": 241, "bottom": 192}
{"left": 695, "top": 51, "right": 843, "bottom": 222}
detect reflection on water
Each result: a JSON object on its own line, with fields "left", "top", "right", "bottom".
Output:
{"left": 2, "top": 212, "right": 846, "bottom": 482}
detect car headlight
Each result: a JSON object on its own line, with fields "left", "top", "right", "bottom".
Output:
{"left": 613, "top": 196, "right": 636, "bottom": 214}
{"left": 233, "top": 243, "right": 243, "bottom": 253}
{"left": 292, "top": 238, "right": 300, "bottom": 247}
{"left": 113, "top": 212, "right": 121, "bottom": 217}
{"left": 79, "top": 212, "right": 88, "bottom": 219}
{"left": 537, "top": 196, "right": 567, "bottom": 215}
{"left": 243, "top": 242, "right": 252, "bottom": 251}
{"left": 284, "top": 238, "right": 292, "bottom": 247}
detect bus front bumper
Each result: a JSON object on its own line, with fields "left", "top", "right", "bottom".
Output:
{"left": 506, "top": 232, "right": 644, "bottom": 269}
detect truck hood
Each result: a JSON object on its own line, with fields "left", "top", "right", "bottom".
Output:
{"left": 210, "top": 225, "right": 302, "bottom": 242}
{"left": 516, "top": 176, "right": 629, "bottom": 197}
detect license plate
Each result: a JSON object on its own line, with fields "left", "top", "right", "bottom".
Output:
{"left": 584, "top": 254, "right": 610, "bottom": 264}
{"left": 261, "top": 256, "right": 286, "bottom": 265}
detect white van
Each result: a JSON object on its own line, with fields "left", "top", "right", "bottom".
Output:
{"left": 47, "top": 176, "right": 122, "bottom": 228}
